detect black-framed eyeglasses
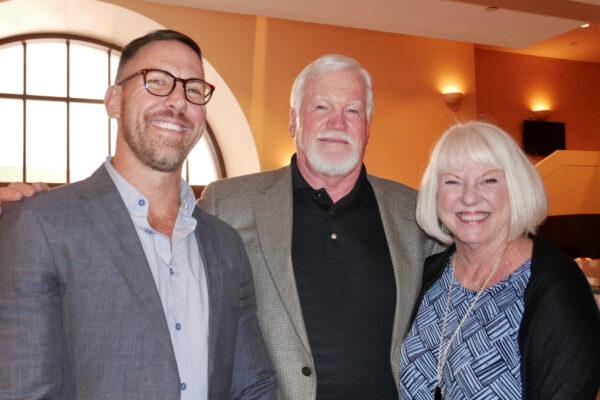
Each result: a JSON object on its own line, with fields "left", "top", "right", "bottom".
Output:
{"left": 116, "top": 68, "right": 215, "bottom": 105}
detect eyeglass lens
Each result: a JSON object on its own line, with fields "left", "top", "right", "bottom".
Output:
{"left": 144, "top": 70, "right": 212, "bottom": 105}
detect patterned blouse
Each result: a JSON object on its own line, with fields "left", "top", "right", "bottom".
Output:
{"left": 399, "top": 259, "right": 532, "bottom": 399}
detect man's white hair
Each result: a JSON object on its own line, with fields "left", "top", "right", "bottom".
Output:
{"left": 289, "top": 54, "right": 374, "bottom": 121}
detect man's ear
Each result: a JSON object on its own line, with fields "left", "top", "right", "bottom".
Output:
{"left": 104, "top": 85, "right": 122, "bottom": 119}
{"left": 289, "top": 109, "right": 297, "bottom": 137}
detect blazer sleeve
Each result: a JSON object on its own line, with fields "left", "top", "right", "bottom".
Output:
{"left": 229, "top": 234, "right": 277, "bottom": 399}
{"left": 0, "top": 204, "right": 65, "bottom": 399}
{"left": 522, "top": 263, "right": 600, "bottom": 400}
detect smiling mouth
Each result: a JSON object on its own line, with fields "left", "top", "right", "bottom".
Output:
{"left": 150, "top": 120, "right": 188, "bottom": 133}
{"left": 456, "top": 212, "right": 490, "bottom": 222}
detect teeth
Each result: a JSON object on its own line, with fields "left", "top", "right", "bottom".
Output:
{"left": 457, "top": 212, "right": 489, "bottom": 222}
{"left": 151, "top": 121, "right": 185, "bottom": 132}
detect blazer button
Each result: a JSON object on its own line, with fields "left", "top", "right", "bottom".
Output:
{"left": 301, "top": 366, "right": 312, "bottom": 376}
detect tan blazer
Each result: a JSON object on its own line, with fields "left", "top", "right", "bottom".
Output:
{"left": 199, "top": 166, "right": 439, "bottom": 400}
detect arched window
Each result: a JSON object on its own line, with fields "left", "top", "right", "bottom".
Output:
{"left": 0, "top": 33, "right": 224, "bottom": 189}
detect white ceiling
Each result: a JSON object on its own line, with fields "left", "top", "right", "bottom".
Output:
{"left": 146, "top": 0, "right": 590, "bottom": 49}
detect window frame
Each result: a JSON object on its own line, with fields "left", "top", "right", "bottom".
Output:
{"left": 0, "top": 32, "right": 225, "bottom": 191}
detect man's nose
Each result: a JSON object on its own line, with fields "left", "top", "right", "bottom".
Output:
{"left": 326, "top": 109, "right": 346, "bottom": 131}
{"left": 164, "top": 81, "right": 187, "bottom": 112}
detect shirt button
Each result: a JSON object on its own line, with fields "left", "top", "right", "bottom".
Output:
{"left": 144, "top": 228, "right": 153, "bottom": 235}
{"left": 301, "top": 366, "right": 312, "bottom": 376}
{"left": 330, "top": 233, "right": 337, "bottom": 240}
{"left": 180, "top": 382, "right": 187, "bottom": 390}
{"left": 138, "top": 199, "right": 145, "bottom": 206}
{"left": 170, "top": 268, "right": 175, "bottom": 276}
{"left": 175, "top": 323, "right": 182, "bottom": 330}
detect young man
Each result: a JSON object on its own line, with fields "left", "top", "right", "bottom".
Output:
{"left": 0, "top": 30, "right": 276, "bottom": 400}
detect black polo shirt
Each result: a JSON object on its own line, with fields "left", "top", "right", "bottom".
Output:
{"left": 291, "top": 156, "right": 397, "bottom": 400}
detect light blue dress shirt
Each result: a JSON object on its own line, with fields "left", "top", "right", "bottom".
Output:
{"left": 104, "top": 159, "right": 209, "bottom": 400}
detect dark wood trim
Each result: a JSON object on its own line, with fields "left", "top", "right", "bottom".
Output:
{"left": 22, "top": 41, "right": 27, "bottom": 182}
{"left": 205, "top": 124, "right": 227, "bottom": 178}
{"left": 0, "top": 93, "right": 104, "bottom": 104}
{"left": 0, "top": 33, "right": 122, "bottom": 51}
{"left": 66, "top": 39, "right": 71, "bottom": 182}
{"left": 107, "top": 48, "right": 112, "bottom": 155}
{"left": 1, "top": 33, "right": 227, "bottom": 186}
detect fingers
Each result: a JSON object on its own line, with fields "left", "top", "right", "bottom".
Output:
{"left": 0, "top": 182, "right": 50, "bottom": 214}
{"left": 0, "top": 185, "right": 24, "bottom": 215}
{"left": 31, "top": 182, "right": 50, "bottom": 193}
{"left": 5, "top": 182, "right": 37, "bottom": 198}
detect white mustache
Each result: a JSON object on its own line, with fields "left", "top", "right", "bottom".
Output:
{"left": 315, "top": 130, "right": 355, "bottom": 145}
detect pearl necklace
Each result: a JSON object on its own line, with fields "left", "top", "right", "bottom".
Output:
{"left": 434, "top": 250, "right": 505, "bottom": 400}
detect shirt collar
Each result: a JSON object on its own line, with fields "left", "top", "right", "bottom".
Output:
{"left": 103, "top": 157, "right": 197, "bottom": 218}
{"left": 290, "top": 154, "right": 375, "bottom": 205}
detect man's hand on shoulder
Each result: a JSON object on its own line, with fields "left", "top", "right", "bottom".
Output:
{"left": 0, "top": 182, "right": 49, "bottom": 214}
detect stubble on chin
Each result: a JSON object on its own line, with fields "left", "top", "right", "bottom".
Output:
{"left": 122, "top": 110, "right": 195, "bottom": 173}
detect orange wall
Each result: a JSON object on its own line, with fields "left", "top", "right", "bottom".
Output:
{"left": 475, "top": 48, "right": 600, "bottom": 150}
{"left": 255, "top": 18, "right": 476, "bottom": 187}
{"left": 106, "top": 0, "right": 477, "bottom": 188}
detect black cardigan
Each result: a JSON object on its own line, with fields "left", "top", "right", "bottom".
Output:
{"left": 409, "top": 235, "right": 600, "bottom": 400}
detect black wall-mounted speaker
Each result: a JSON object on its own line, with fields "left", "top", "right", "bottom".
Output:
{"left": 522, "top": 120, "right": 565, "bottom": 156}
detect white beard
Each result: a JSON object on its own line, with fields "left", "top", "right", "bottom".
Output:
{"left": 302, "top": 130, "right": 360, "bottom": 177}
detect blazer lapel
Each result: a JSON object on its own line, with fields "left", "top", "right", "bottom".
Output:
{"left": 369, "top": 176, "right": 424, "bottom": 384}
{"left": 253, "top": 168, "right": 312, "bottom": 354}
{"left": 78, "top": 166, "right": 177, "bottom": 370}
{"left": 192, "top": 209, "right": 222, "bottom": 384}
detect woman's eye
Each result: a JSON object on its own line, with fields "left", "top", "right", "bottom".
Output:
{"left": 444, "top": 179, "right": 458, "bottom": 185}
{"left": 483, "top": 178, "right": 498, "bottom": 184}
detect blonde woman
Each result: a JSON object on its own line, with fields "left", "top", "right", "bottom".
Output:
{"left": 399, "top": 121, "right": 600, "bottom": 399}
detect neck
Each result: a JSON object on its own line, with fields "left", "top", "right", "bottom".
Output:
{"left": 296, "top": 161, "right": 362, "bottom": 203}
{"left": 453, "top": 237, "right": 509, "bottom": 291}
{"left": 111, "top": 154, "right": 181, "bottom": 237}
{"left": 453, "top": 236, "right": 532, "bottom": 291}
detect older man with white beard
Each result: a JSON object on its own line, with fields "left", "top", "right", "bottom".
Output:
{"left": 199, "top": 54, "right": 439, "bottom": 400}
{"left": 0, "top": 53, "right": 439, "bottom": 400}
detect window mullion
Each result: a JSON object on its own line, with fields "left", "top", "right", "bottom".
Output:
{"left": 66, "top": 39, "right": 70, "bottom": 183}
{"left": 22, "top": 41, "right": 27, "bottom": 182}
{"left": 107, "top": 48, "right": 112, "bottom": 156}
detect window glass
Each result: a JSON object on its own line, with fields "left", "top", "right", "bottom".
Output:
{"left": 26, "top": 100, "right": 67, "bottom": 183}
{"left": 110, "top": 52, "right": 120, "bottom": 85}
{"left": 0, "top": 99, "right": 23, "bottom": 181}
{"left": 70, "top": 103, "right": 109, "bottom": 182}
{"left": 187, "top": 132, "right": 220, "bottom": 185}
{"left": 70, "top": 41, "right": 108, "bottom": 99}
{"left": 0, "top": 43, "right": 24, "bottom": 94}
{"left": 0, "top": 35, "right": 223, "bottom": 186}
{"left": 26, "top": 40, "right": 67, "bottom": 97}
{"left": 110, "top": 118, "right": 118, "bottom": 156}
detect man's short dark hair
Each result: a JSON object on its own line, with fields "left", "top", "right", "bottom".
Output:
{"left": 116, "top": 29, "right": 202, "bottom": 80}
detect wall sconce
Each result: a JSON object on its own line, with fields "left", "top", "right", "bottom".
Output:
{"left": 531, "top": 109, "right": 551, "bottom": 121}
{"left": 442, "top": 91, "right": 464, "bottom": 112}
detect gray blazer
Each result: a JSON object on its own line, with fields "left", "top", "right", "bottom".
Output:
{"left": 0, "top": 166, "right": 276, "bottom": 400}
{"left": 199, "top": 166, "right": 439, "bottom": 400}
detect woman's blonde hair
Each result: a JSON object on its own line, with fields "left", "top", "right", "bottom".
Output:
{"left": 416, "top": 121, "right": 547, "bottom": 244}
